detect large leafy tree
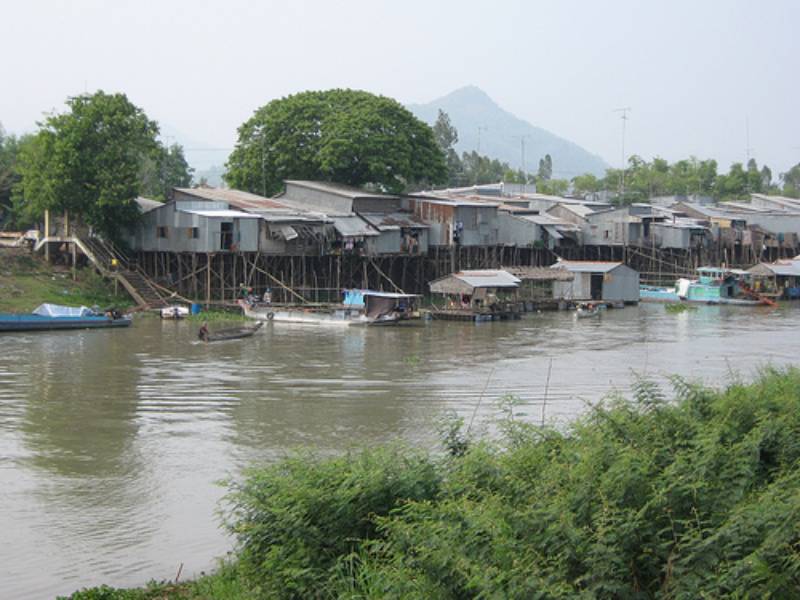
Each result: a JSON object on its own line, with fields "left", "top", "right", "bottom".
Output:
{"left": 433, "top": 110, "right": 463, "bottom": 186}
{"left": 781, "top": 163, "right": 800, "bottom": 198}
{"left": 14, "top": 91, "right": 159, "bottom": 239}
{"left": 139, "top": 142, "right": 194, "bottom": 201}
{"left": 224, "top": 89, "right": 447, "bottom": 195}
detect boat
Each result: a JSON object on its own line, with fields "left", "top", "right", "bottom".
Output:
{"left": 160, "top": 305, "right": 189, "bottom": 319}
{"left": 677, "top": 267, "right": 775, "bottom": 306}
{"left": 239, "top": 290, "right": 421, "bottom": 326}
{"left": 639, "top": 285, "right": 681, "bottom": 303}
{"left": 199, "top": 321, "right": 263, "bottom": 342}
{"left": 0, "top": 303, "right": 132, "bottom": 332}
{"left": 575, "top": 303, "right": 601, "bottom": 318}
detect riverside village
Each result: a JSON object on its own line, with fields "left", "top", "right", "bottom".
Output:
{"left": 5, "top": 182, "right": 800, "bottom": 326}
{"left": 3, "top": 4, "right": 800, "bottom": 596}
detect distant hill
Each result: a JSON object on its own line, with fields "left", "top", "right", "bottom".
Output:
{"left": 407, "top": 86, "right": 608, "bottom": 178}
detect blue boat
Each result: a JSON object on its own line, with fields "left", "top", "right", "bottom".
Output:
{"left": 0, "top": 303, "right": 132, "bottom": 332}
{"left": 639, "top": 285, "right": 681, "bottom": 303}
{"left": 676, "top": 267, "right": 774, "bottom": 306}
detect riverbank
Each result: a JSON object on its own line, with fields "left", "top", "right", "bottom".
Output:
{"left": 62, "top": 367, "right": 800, "bottom": 599}
{"left": 0, "top": 248, "right": 133, "bottom": 312}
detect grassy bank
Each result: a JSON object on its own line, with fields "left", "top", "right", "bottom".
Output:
{"left": 65, "top": 368, "right": 800, "bottom": 599}
{"left": 0, "top": 249, "right": 132, "bottom": 312}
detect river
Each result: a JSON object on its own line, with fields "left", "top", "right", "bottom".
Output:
{"left": 1, "top": 303, "right": 798, "bottom": 598}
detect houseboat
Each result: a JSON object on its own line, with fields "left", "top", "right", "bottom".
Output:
{"left": 239, "top": 290, "right": 421, "bottom": 325}
{"left": 676, "top": 267, "right": 774, "bottom": 306}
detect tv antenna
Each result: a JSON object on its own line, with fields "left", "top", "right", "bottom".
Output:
{"left": 477, "top": 126, "right": 488, "bottom": 153}
{"left": 614, "top": 107, "right": 632, "bottom": 197}
{"left": 512, "top": 134, "right": 531, "bottom": 173}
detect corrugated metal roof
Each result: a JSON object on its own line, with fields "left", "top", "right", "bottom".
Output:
{"left": 175, "top": 187, "right": 292, "bottom": 210}
{"left": 285, "top": 180, "right": 399, "bottom": 200}
{"left": 502, "top": 266, "right": 574, "bottom": 281}
{"left": 360, "top": 212, "right": 428, "bottom": 230}
{"left": 453, "top": 270, "right": 520, "bottom": 287}
{"left": 181, "top": 209, "right": 261, "bottom": 219}
{"left": 410, "top": 194, "right": 501, "bottom": 208}
{"left": 552, "top": 260, "right": 624, "bottom": 274}
{"left": 749, "top": 261, "right": 800, "bottom": 276}
{"left": 135, "top": 196, "right": 163, "bottom": 213}
{"left": 331, "top": 216, "right": 379, "bottom": 237}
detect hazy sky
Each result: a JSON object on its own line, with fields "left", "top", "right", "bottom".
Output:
{"left": 2, "top": 0, "right": 798, "bottom": 174}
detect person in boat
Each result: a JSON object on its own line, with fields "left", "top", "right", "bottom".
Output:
{"left": 198, "top": 322, "right": 209, "bottom": 342}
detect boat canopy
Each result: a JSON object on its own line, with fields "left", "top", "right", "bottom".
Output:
{"left": 32, "top": 303, "right": 95, "bottom": 317}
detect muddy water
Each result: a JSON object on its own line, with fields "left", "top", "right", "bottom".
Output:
{"left": 1, "top": 304, "right": 798, "bottom": 598}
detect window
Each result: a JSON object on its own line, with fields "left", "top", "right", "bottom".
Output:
{"left": 188, "top": 227, "right": 199, "bottom": 239}
{"left": 157, "top": 226, "right": 168, "bottom": 239}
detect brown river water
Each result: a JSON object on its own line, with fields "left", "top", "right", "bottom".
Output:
{"left": 1, "top": 304, "right": 799, "bottom": 598}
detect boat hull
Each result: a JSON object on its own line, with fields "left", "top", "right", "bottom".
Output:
{"left": 0, "top": 315, "right": 132, "bottom": 332}
{"left": 240, "top": 302, "right": 408, "bottom": 326}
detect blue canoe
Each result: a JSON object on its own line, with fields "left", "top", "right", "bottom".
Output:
{"left": 0, "top": 303, "right": 131, "bottom": 333}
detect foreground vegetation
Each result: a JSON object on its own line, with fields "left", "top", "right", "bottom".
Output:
{"left": 66, "top": 368, "right": 800, "bottom": 598}
{"left": 0, "top": 249, "right": 132, "bottom": 312}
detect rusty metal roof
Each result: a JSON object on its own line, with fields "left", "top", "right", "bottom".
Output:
{"left": 501, "top": 266, "right": 574, "bottom": 281}
{"left": 174, "top": 187, "right": 292, "bottom": 210}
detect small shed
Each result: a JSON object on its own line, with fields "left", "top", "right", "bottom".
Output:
{"left": 502, "top": 265, "right": 575, "bottom": 302}
{"left": 747, "top": 260, "right": 800, "bottom": 299}
{"left": 429, "top": 270, "right": 520, "bottom": 309}
{"left": 551, "top": 260, "right": 640, "bottom": 303}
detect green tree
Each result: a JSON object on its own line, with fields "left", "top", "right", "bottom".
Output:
{"left": 224, "top": 89, "right": 447, "bottom": 195}
{"left": 781, "top": 163, "right": 800, "bottom": 198}
{"left": 571, "top": 173, "right": 599, "bottom": 195}
{"left": 139, "top": 142, "right": 194, "bottom": 201}
{"left": 13, "top": 91, "right": 159, "bottom": 239}
{"left": 536, "top": 177, "right": 569, "bottom": 196}
{"left": 432, "top": 110, "right": 464, "bottom": 186}
{"left": 537, "top": 154, "right": 552, "bottom": 181}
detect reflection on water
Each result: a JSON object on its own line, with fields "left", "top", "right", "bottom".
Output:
{"left": 1, "top": 304, "right": 799, "bottom": 598}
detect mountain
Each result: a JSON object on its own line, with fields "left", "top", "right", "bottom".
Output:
{"left": 407, "top": 86, "right": 607, "bottom": 178}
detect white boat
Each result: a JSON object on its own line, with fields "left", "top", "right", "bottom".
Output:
{"left": 238, "top": 290, "right": 421, "bottom": 326}
{"left": 575, "top": 303, "right": 601, "bottom": 318}
{"left": 160, "top": 305, "right": 190, "bottom": 319}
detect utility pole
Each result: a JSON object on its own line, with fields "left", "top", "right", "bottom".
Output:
{"left": 477, "top": 126, "right": 488, "bottom": 153}
{"left": 512, "top": 134, "right": 531, "bottom": 174}
{"left": 745, "top": 117, "right": 754, "bottom": 165}
{"left": 614, "top": 107, "right": 632, "bottom": 198}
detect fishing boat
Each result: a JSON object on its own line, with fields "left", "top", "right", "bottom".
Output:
{"left": 677, "top": 267, "right": 775, "bottom": 306}
{"left": 0, "top": 303, "right": 131, "bottom": 332}
{"left": 239, "top": 290, "right": 421, "bottom": 326}
{"left": 199, "top": 321, "right": 262, "bottom": 342}
{"left": 575, "top": 303, "right": 601, "bottom": 318}
{"left": 160, "top": 305, "right": 189, "bottom": 319}
{"left": 639, "top": 285, "right": 681, "bottom": 303}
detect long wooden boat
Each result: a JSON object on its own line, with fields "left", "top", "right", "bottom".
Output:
{"left": 0, "top": 303, "right": 131, "bottom": 333}
{"left": 239, "top": 291, "right": 421, "bottom": 326}
{"left": 200, "top": 321, "right": 263, "bottom": 342}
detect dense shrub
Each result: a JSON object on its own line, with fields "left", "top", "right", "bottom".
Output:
{"left": 227, "top": 368, "right": 800, "bottom": 599}
{"left": 224, "top": 446, "right": 442, "bottom": 598}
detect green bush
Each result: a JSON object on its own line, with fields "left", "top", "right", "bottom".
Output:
{"left": 225, "top": 445, "right": 442, "bottom": 598}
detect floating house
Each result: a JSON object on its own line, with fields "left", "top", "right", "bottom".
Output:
{"left": 501, "top": 265, "right": 575, "bottom": 306}
{"left": 551, "top": 260, "right": 640, "bottom": 304}
{"left": 428, "top": 269, "right": 522, "bottom": 320}
{"left": 747, "top": 258, "right": 800, "bottom": 299}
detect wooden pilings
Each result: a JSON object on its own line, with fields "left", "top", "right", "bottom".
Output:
{"left": 134, "top": 241, "right": 800, "bottom": 302}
